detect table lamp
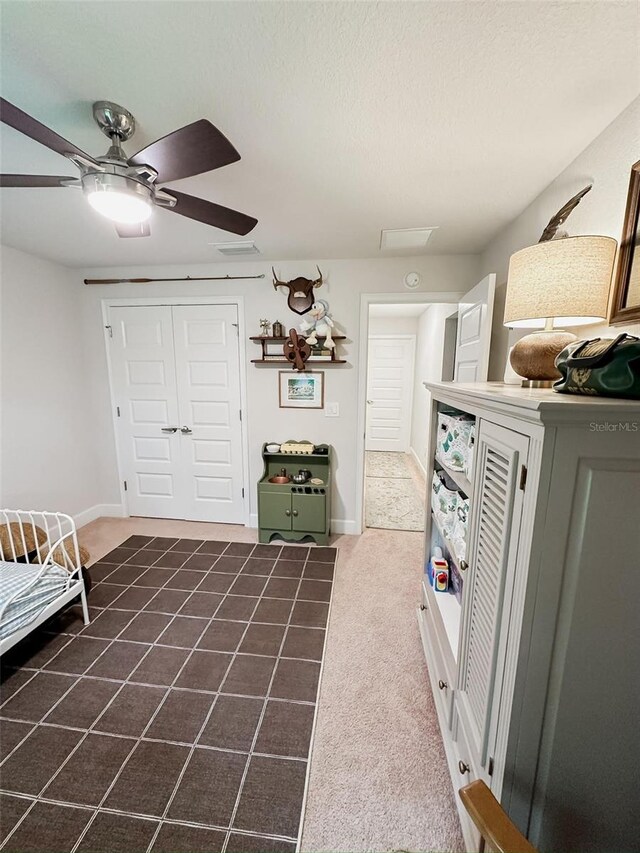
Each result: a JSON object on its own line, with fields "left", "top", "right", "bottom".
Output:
{"left": 504, "top": 235, "right": 617, "bottom": 386}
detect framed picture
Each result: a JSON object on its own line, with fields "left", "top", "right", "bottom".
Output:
{"left": 610, "top": 160, "right": 640, "bottom": 324}
{"left": 279, "top": 371, "right": 324, "bottom": 409}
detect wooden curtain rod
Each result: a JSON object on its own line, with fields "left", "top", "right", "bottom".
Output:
{"left": 84, "top": 274, "right": 266, "bottom": 285}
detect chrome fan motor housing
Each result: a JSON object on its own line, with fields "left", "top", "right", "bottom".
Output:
{"left": 92, "top": 100, "right": 136, "bottom": 141}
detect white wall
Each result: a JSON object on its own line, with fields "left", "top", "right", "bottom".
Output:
{"left": 0, "top": 246, "right": 103, "bottom": 521}
{"left": 409, "top": 304, "right": 457, "bottom": 472}
{"left": 367, "top": 316, "right": 418, "bottom": 337}
{"left": 481, "top": 96, "right": 640, "bottom": 379}
{"left": 81, "top": 255, "right": 478, "bottom": 533}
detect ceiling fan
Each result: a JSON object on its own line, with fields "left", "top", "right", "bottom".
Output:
{"left": 0, "top": 98, "right": 258, "bottom": 238}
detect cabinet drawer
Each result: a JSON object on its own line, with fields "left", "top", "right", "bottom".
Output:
{"left": 421, "top": 584, "right": 454, "bottom": 728}
{"left": 452, "top": 706, "right": 482, "bottom": 852}
{"left": 422, "top": 582, "right": 456, "bottom": 687}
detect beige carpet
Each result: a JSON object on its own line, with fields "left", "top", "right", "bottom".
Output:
{"left": 78, "top": 518, "right": 463, "bottom": 853}
{"left": 300, "top": 528, "right": 463, "bottom": 853}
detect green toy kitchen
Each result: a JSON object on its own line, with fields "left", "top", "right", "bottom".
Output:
{"left": 257, "top": 441, "right": 332, "bottom": 545}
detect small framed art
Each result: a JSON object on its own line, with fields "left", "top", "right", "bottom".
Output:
{"left": 278, "top": 371, "right": 324, "bottom": 409}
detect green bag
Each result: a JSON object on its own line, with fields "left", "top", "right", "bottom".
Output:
{"left": 554, "top": 333, "right": 640, "bottom": 399}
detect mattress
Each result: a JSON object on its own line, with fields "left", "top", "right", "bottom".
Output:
{"left": 0, "top": 560, "right": 71, "bottom": 640}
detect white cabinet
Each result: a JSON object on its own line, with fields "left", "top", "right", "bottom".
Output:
{"left": 458, "top": 420, "right": 528, "bottom": 781}
{"left": 418, "top": 382, "right": 640, "bottom": 853}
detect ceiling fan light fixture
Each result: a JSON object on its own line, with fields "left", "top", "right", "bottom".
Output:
{"left": 83, "top": 172, "right": 153, "bottom": 224}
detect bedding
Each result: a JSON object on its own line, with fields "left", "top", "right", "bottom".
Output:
{"left": 0, "top": 560, "right": 71, "bottom": 640}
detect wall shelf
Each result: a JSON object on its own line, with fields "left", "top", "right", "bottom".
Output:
{"left": 250, "top": 335, "right": 347, "bottom": 366}
{"left": 251, "top": 358, "right": 347, "bottom": 365}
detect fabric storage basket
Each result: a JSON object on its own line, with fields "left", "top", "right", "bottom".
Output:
{"left": 431, "top": 471, "right": 459, "bottom": 537}
{"left": 436, "top": 412, "right": 475, "bottom": 473}
{"left": 450, "top": 496, "right": 470, "bottom": 563}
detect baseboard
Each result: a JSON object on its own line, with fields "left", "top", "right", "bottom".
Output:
{"left": 330, "top": 519, "right": 358, "bottom": 535}
{"left": 246, "top": 514, "right": 357, "bottom": 536}
{"left": 74, "top": 503, "right": 125, "bottom": 529}
{"left": 409, "top": 446, "right": 428, "bottom": 477}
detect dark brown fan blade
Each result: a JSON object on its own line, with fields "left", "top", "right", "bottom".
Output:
{"left": 115, "top": 221, "right": 151, "bottom": 238}
{"left": 0, "top": 98, "right": 98, "bottom": 164}
{"left": 128, "top": 119, "right": 240, "bottom": 184}
{"left": 162, "top": 188, "right": 257, "bottom": 235}
{"left": 0, "top": 174, "right": 77, "bottom": 187}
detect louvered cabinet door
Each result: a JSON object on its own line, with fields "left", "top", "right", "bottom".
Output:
{"left": 457, "top": 420, "right": 529, "bottom": 781}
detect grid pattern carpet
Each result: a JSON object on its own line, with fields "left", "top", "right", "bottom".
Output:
{"left": 0, "top": 535, "right": 336, "bottom": 853}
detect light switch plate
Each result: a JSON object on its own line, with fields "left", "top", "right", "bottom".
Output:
{"left": 325, "top": 402, "right": 339, "bottom": 417}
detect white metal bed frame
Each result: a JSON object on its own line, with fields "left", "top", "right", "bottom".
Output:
{"left": 0, "top": 509, "right": 89, "bottom": 656}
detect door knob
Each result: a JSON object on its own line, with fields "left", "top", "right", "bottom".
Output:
{"left": 366, "top": 399, "right": 373, "bottom": 404}
{"left": 180, "top": 426, "right": 192, "bottom": 434}
{"left": 161, "top": 427, "right": 178, "bottom": 433}
{"left": 292, "top": 509, "right": 298, "bottom": 517}
{"left": 285, "top": 509, "right": 291, "bottom": 517}
{"left": 458, "top": 760, "right": 470, "bottom": 775}
{"left": 460, "top": 560, "right": 469, "bottom": 572}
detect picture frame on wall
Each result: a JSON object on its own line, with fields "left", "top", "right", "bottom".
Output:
{"left": 610, "top": 159, "right": 640, "bottom": 324}
{"left": 279, "top": 371, "right": 324, "bottom": 409}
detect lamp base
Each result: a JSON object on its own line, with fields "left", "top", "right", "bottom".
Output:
{"left": 509, "top": 330, "right": 576, "bottom": 382}
{"left": 520, "top": 379, "right": 555, "bottom": 389}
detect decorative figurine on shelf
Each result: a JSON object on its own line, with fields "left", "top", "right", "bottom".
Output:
{"left": 299, "top": 300, "right": 336, "bottom": 349}
{"left": 272, "top": 320, "right": 284, "bottom": 338}
{"left": 259, "top": 318, "right": 271, "bottom": 337}
{"left": 284, "top": 329, "right": 311, "bottom": 371}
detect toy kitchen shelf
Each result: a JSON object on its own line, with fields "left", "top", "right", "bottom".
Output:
{"left": 258, "top": 442, "right": 331, "bottom": 545}
{"left": 250, "top": 335, "right": 346, "bottom": 364}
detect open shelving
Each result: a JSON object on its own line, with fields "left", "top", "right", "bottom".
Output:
{"left": 434, "top": 456, "right": 473, "bottom": 497}
{"left": 430, "top": 509, "right": 464, "bottom": 576}
{"left": 423, "top": 404, "right": 476, "bottom": 664}
{"left": 250, "top": 335, "right": 347, "bottom": 365}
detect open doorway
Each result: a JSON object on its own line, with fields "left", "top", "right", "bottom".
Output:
{"left": 364, "top": 302, "right": 457, "bottom": 532}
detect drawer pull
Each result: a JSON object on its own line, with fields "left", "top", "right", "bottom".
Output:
{"left": 420, "top": 604, "right": 427, "bottom": 611}
{"left": 438, "top": 679, "right": 448, "bottom": 690}
{"left": 460, "top": 560, "right": 469, "bottom": 572}
{"left": 285, "top": 509, "right": 291, "bottom": 517}
{"left": 458, "top": 760, "right": 470, "bottom": 775}
{"left": 292, "top": 509, "right": 299, "bottom": 517}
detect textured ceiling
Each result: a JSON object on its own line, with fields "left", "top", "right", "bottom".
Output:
{"left": 0, "top": 0, "right": 638, "bottom": 267}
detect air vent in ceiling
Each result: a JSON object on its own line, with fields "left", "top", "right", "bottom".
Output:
{"left": 380, "top": 227, "right": 437, "bottom": 251}
{"left": 210, "top": 241, "right": 260, "bottom": 256}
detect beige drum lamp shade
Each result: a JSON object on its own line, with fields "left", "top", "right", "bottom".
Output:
{"left": 504, "top": 235, "right": 617, "bottom": 329}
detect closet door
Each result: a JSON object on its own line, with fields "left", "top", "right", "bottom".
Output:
{"left": 457, "top": 420, "right": 528, "bottom": 783}
{"left": 172, "top": 305, "right": 244, "bottom": 523}
{"left": 109, "top": 306, "right": 187, "bottom": 518}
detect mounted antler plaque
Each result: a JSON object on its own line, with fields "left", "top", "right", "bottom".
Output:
{"left": 272, "top": 266, "right": 323, "bottom": 315}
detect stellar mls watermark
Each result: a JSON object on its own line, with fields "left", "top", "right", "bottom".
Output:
{"left": 589, "top": 421, "right": 639, "bottom": 432}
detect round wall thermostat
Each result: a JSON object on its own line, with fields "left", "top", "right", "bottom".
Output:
{"left": 404, "top": 271, "right": 421, "bottom": 289}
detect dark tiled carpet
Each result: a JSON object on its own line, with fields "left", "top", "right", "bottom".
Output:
{"left": 0, "top": 536, "right": 337, "bottom": 853}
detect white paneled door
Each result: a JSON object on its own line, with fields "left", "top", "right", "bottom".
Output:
{"left": 365, "top": 335, "right": 416, "bottom": 452}
{"left": 454, "top": 274, "right": 496, "bottom": 382}
{"left": 109, "top": 305, "right": 244, "bottom": 523}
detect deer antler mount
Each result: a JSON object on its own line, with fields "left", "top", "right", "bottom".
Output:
{"left": 272, "top": 266, "right": 323, "bottom": 315}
